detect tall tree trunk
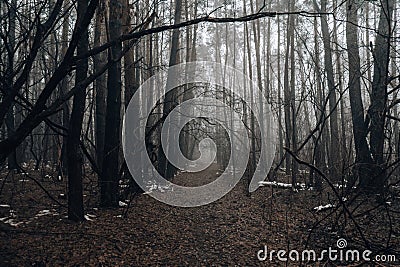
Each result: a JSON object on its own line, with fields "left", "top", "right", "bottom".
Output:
{"left": 158, "top": 0, "right": 183, "bottom": 179}
{"left": 289, "top": 0, "right": 298, "bottom": 187}
{"left": 94, "top": 0, "right": 107, "bottom": 172}
{"left": 101, "top": 0, "right": 124, "bottom": 207}
{"left": 181, "top": 0, "right": 197, "bottom": 160}
{"left": 318, "top": 0, "right": 340, "bottom": 181}
{"left": 346, "top": 0, "right": 374, "bottom": 189}
{"left": 283, "top": 13, "right": 292, "bottom": 176}
{"left": 368, "top": 0, "right": 395, "bottom": 189}
{"left": 333, "top": 0, "right": 347, "bottom": 171}
{"left": 5, "top": 0, "right": 18, "bottom": 170}
{"left": 277, "top": 16, "right": 284, "bottom": 166}
{"left": 57, "top": 0, "right": 71, "bottom": 178}
{"left": 66, "top": 0, "right": 88, "bottom": 222}
{"left": 312, "top": 16, "right": 324, "bottom": 189}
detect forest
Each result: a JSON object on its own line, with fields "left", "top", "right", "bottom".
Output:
{"left": 0, "top": 0, "right": 399, "bottom": 265}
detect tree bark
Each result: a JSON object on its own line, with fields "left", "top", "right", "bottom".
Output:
{"left": 319, "top": 0, "right": 340, "bottom": 181}
{"left": 368, "top": 0, "right": 395, "bottom": 189}
{"left": 158, "top": 0, "right": 183, "bottom": 179}
{"left": 94, "top": 0, "right": 107, "bottom": 172}
{"left": 101, "top": 0, "right": 124, "bottom": 207}
{"left": 5, "top": 0, "right": 18, "bottom": 170}
{"left": 67, "top": 0, "right": 88, "bottom": 222}
{"left": 346, "top": 0, "right": 374, "bottom": 188}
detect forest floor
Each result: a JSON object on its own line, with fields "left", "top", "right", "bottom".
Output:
{"left": 0, "top": 163, "right": 400, "bottom": 266}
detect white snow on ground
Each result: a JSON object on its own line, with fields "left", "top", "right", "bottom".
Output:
{"left": 0, "top": 209, "right": 23, "bottom": 227}
{"left": 258, "top": 181, "right": 308, "bottom": 190}
{"left": 313, "top": 204, "right": 335, "bottom": 212}
{"left": 0, "top": 204, "right": 10, "bottom": 208}
{"left": 34, "top": 209, "right": 59, "bottom": 218}
{"left": 259, "top": 181, "right": 293, "bottom": 188}
{"left": 84, "top": 214, "right": 96, "bottom": 221}
{"left": 119, "top": 201, "right": 128, "bottom": 207}
{"left": 0, "top": 217, "right": 24, "bottom": 227}
{"left": 143, "top": 181, "right": 173, "bottom": 194}
{"left": 0, "top": 209, "right": 61, "bottom": 227}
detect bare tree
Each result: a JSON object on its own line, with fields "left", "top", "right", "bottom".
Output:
{"left": 101, "top": 0, "right": 124, "bottom": 207}
{"left": 67, "top": 0, "right": 88, "bottom": 221}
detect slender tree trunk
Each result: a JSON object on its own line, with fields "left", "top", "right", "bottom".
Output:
{"left": 313, "top": 16, "right": 324, "bottom": 189}
{"left": 101, "top": 0, "right": 124, "bottom": 207}
{"left": 58, "top": 1, "right": 71, "bottom": 178}
{"left": 333, "top": 0, "right": 347, "bottom": 170}
{"left": 5, "top": 0, "right": 18, "bottom": 170}
{"left": 283, "top": 13, "right": 292, "bottom": 176}
{"left": 158, "top": 0, "right": 183, "bottom": 179}
{"left": 318, "top": 0, "right": 340, "bottom": 181}
{"left": 289, "top": 0, "right": 298, "bottom": 187}
{"left": 94, "top": 0, "right": 107, "bottom": 172}
{"left": 67, "top": 0, "right": 88, "bottom": 222}
{"left": 277, "top": 16, "right": 284, "bottom": 165}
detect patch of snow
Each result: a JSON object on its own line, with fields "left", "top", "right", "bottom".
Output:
{"left": 119, "top": 201, "right": 128, "bottom": 207}
{"left": 0, "top": 218, "right": 24, "bottom": 227}
{"left": 34, "top": 209, "right": 59, "bottom": 218}
{"left": 258, "top": 181, "right": 292, "bottom": 188}
{"left": 19, "top": 179, "right": 29, "bottom": 182}
{"left": 144, "top": 181, "right": 172, "bottom": 194}
{"left": 314, "top": 204, "right": 335, "bottom": 212}
{"left": 0, "top": 210, "right": 24, "bottom": 227}
{"left": 84, "top": 214, "right": 96, "bottom": 221}
{"left": 258, "top": 181, "right": 308, "bottom": 190}
{"left": 0, "top": 204, "right": 10, "bottom": 208}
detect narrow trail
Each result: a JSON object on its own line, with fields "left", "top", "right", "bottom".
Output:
{"left": 123, "top": 164, "right": 292, "bottom": 266}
